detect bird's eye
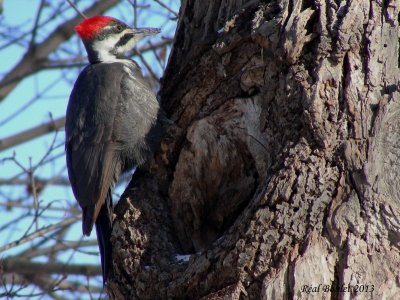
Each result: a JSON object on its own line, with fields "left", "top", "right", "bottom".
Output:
{"left": 116, "top": 25, "right": 123, "bottom": 32}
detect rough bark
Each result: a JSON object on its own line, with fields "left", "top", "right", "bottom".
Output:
{"left": 109, "top": 0, "right": 400, "bottom": 299}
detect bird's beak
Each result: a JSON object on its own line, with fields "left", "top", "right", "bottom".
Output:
{"left": 125, "top": 27, "right": 161, "bottom": 38}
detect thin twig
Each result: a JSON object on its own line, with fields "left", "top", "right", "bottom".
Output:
{"left": 0, "top": 75, "right": 66, "bottom": 127}
{"left": 133, "top": 48, "right": 159, "bottom": 83}
{"left": 20, "top": 240, "right": 97, "bottom": 259}
{"left": 0, "top": 176, "right": 70, "bottom": 186}
{"left": 0, "top": 0, "right": 120, "bottom": 101}
{"left": 66, "top": 0, "right": 87, "bottom": 19}
{"left": 0, "top": 117, "right": 65, "bottom": 152}
{"left": 0, "top": 215, "right": 80, "bottom": 252}
{"left": 0, "top": 4, "right": 70, "bottom": 51}
{"left": 0, "top": 201, "right": 78, "bottom": 212}
{"left": 2, "top": 258, "right": 101, "bottom": 276}
{"left": 147, "top": 40, "right": 165, "bottom": 69}
{"left": 28, "top": 157, "right": 39, "bottom": 231}
{"left": 153, "top": 0, "right": 178, "bottom": 18}
{"left": 29, "top": 0, "right": 47, "bottom": 48}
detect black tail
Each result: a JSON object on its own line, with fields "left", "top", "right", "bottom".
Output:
{"left": 95, "top": 190, "right": 113, "bottom": 285}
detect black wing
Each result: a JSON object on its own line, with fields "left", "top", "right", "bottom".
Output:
{"left": 65, "top": 63, "right": 123, "bottom": 235}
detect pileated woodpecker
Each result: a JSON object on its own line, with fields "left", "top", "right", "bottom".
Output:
{"left": 65, "top": 16, "right": 162, "bottom": 283}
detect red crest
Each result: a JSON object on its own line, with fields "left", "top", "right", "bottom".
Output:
{"left": 75, "top": 16, "right": 114, "bottom": 40}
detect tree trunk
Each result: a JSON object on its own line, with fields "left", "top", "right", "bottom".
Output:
{"left": 108, "top": 0, "right": 400, "bottom": 299}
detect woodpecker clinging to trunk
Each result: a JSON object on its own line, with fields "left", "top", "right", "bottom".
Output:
{"left": 65, "top": 16, "right": 163, "bottom": 284}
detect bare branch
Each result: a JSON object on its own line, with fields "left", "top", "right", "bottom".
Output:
{"left": 31, "top": 275, "right": 69, "bottom": 300}
{"left": 20, "top": 240, "right": 97, "bottom": 259}
{"left": 2, "top": 258, "right": 102, "bottom": 276}
{"left": 29, "top": 0, "right": 46, "bottom": 48}
{"left": 153, "top": 0, "right": 179, "bottom": 18}
{"left": 134, "top": 48, "right": 159, "bottom": 83}
{"left": 26, "top": 275, "right": 103, "bottom": 298}
{"left": 66, "top": 0, "right": 87, "bottom": 19}
{"left": 0, "top": 200, "right": 77, "bottom": 212}
{"left": 0, "top": 117, "right": 65, "bottom": 152}
{"left": 0, "top": 215, "right": 80, "bottom": 252}
{"left": 0, "top": 176, "right": 70, "bottom": 186}
{"left": 0, "top": 0, "right": 120, "bottom": 101}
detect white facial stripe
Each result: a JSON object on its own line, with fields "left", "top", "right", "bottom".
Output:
{"left": 92, "top": 29, "right": 137, "bottom": 62}
{"left": 92, "top": 34, "right": 121, "bottom": 62}
{"left": 118, "top": 36, "right": 138, "bottom": 53}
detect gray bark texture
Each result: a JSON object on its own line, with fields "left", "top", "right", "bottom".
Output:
{"left": 107, "top": 0, "right": 400, "bottom": 299}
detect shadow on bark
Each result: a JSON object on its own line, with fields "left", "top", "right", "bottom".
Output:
{"left": 109, "top": 0, "right": 400, "bottom": 299}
